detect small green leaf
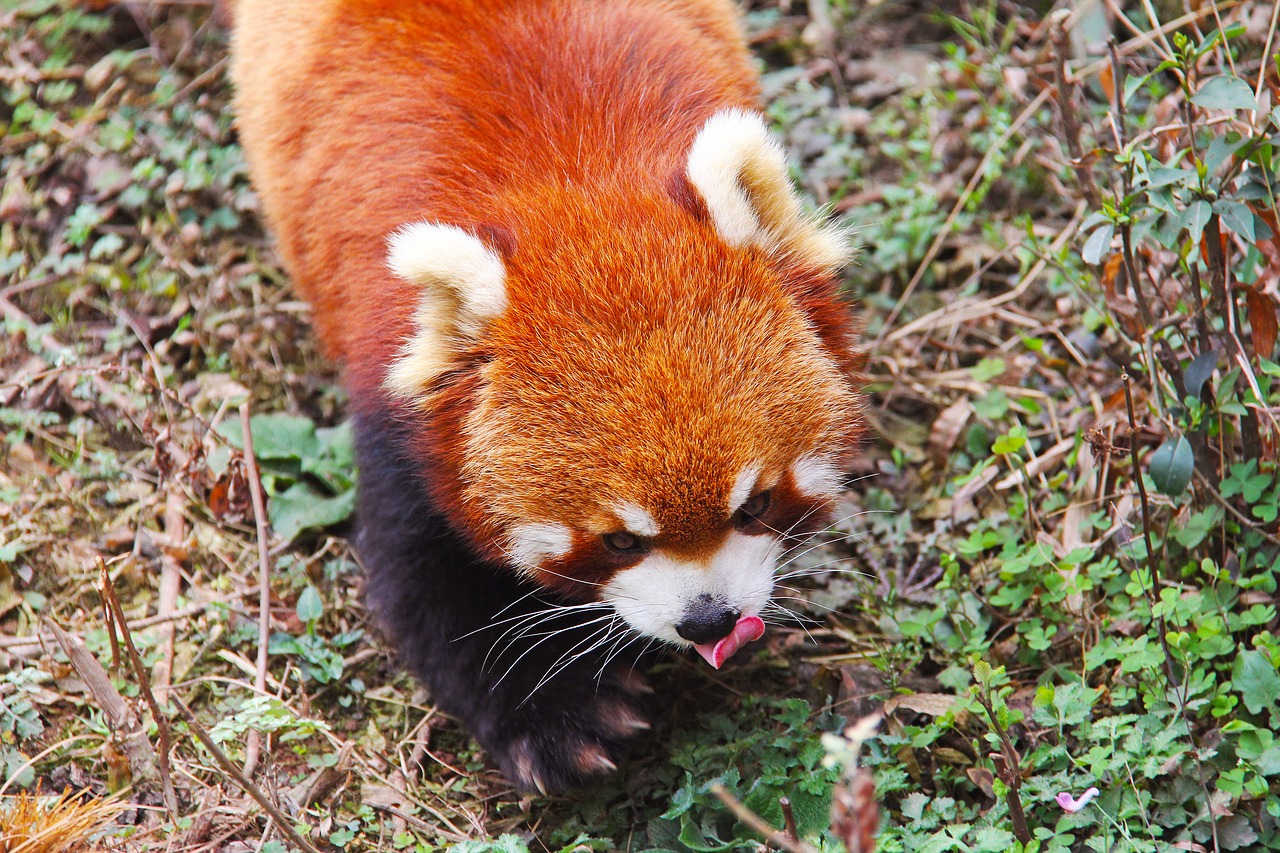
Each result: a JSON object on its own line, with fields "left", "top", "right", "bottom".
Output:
{"left": 677, "top": 813, "right": 731, "bottom": 852}
{"left": 1233, "top": 650, "right": 1280, "bottom": 715}
{"left": 1122, "top": 72, "right": 1154, "bottom": 106}
{"left": 64, "top": 203, "right": 105, "bottom": 247}
{"left": 973, "top": 389, "right": 1009, "bottom": 420}
{"left": 1082, "top": 224, "right": 1114, "bottom": 265}
{"left": 1081, "top": 210, "right": 1112, "bottom": 231}
{"left": 1222, "top": 460, "right": 1273, "bottom": 502}
{"left": 3, "top": 753, "right": 35, "bottom": 789}
{"left": 1192, "top": 75, "right": 1258, "bottom": 112}
{"left": 218, "top": 412, "right": 319, "bottom": 461}
{"left": 969, "top": 357, "right": 1006, "bottom": 382}
{"left": 269, "top": 482, "right": 356, "bottom": 542}
{"left": 1173, "top": 506, "right": 1222, "bottom": 550}
{"left": 0, "top": 540, "right": 30, "bottom": 562}
{"left": 1146, "top": 166, "right": 1197, "bottom": 189}
{"left": 1178, "top": 200, "right": 1212, "bottom": 239}
{"left": 1203, "top": 133, "right": 1248, "bottom": 175}
{"left": 1194, "top": 22, "right": 1246, "bottom": 56}
{"left": 1215, "top": 199, "right": 1257, "bottom": 241}
{"left": 1184, "top": 348, "right": 1219, "bottom": 399}
{"left": 296, "top": 585, "right": 323, "bottom": 623}
{"left": 992, "top": 427, "right": 1026, "bottom": 455}
{"left": 1149, "top": 436, "right": 1194, "bottom": 495}
{"left": 900, "top": 791, "right": 929, "bottom": 821}
{"left": 247, "top": 413, "right": 319, "bottom": 461}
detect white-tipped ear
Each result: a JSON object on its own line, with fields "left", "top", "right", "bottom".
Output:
{"left": 383, "top": 222, "right": 507, "bottom": 401}
{"left": 387, "top": 222, "right": 507, "bottom": 334}
{"left": 686, "top": 109, "right": 850, "bottom": 270}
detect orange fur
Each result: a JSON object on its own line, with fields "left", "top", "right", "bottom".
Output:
{"left": 233, "top": 0, "right": 758, "bottom": 394}
{"left": 232, "top": 0, "right": 864, "bottom": 603}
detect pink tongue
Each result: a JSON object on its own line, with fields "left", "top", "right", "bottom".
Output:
{"left": 693, "top": 615, "right": 766, "bottom": 669}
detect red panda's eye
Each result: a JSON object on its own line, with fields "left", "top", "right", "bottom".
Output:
{"left": 734, "top": 490, "right": 772, "bottom": 528}
{"left": 602, "top": 532, "right": 645, "bottom": 554}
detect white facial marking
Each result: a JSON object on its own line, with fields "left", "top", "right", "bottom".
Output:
{"left": 728, "top": 463, "right": 763, "bottom": 513}
{"left": 614, "top": 501, "right": 660, "bottom": 538}
{"left": 791, "top": 454, "right": 843, "bottom": 499}
{"left": 601, "top": 532, "right": 780, "bottom": 644}
{"left": 508, "top": 522, "right": 572, "bottom": 570}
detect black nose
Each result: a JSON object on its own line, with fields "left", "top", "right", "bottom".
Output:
{"left": 675, "top": 595, "right": 740, "bottom": 644}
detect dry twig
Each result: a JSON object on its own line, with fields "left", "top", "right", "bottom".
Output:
{"left": 46, "top": 621, "right": 163, "bottom": 804}
{"left": 98, "top": 558, "right": 180, "bottom": 817}
{"left": 708, "top": 784, "right": 819, "bottom": 853}
{"left": 239, "top": 402, "right": 274, "bottom": 779}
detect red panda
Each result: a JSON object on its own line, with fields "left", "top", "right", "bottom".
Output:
{"left": 231, "top": 0, "right": 864, "bottom": 792}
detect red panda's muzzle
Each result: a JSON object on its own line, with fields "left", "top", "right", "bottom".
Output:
{"left": 676, "top": 595, "right": 766, "bottom": 666}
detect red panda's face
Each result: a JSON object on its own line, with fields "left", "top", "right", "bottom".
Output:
{"left": 459, "top": 248, "right": 860, "bottom": 656}
{"left": 384, "top": 109, "right": 863, "bottom": 663}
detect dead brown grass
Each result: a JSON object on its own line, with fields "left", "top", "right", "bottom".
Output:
{"left": 0, "top": 790, "right": 126, "bottom": 853}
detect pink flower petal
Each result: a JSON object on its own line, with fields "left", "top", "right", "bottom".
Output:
{"left": 1055, "top": 786, "right": 1100, "bottom": 813}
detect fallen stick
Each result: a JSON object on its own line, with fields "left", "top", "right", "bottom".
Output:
{"left": 708, "top": 784, "right": 818, "bottom": 853}
{"left": 239, "top": 401, "right": 274, "bottom": 779}
{"left": 0, "top": 603, "right": 210, "bottom": 650}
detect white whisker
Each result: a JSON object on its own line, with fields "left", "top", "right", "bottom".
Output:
{"left": 486, "top": 611, "right": 617, "bottom": 677}
{"left": 457, "top": 598, "right": 611, "bottom": 641}
{"left": 489, "top": 539, "right": 605, "bottom": 587}
{"left": 520, "top": 619, "right": 622, "bottom": 704}
{"left": 771, "top": 592, "right": 845, "bottom": 616}
{"left": 762, "top": 602, "right": 821, "bottom": 645}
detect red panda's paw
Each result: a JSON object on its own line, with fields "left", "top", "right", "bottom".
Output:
{"left": 495, "top": 688, "right": 651, "bottom": 794}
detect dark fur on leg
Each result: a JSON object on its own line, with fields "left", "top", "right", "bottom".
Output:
{"left": 354, "top": 408, "right": 650, "bottom": 793}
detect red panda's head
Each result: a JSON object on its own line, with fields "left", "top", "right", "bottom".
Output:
{"left": 382, "top": 110, "right": 864, "bottom": 665}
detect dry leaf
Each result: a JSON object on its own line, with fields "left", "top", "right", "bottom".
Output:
{"left": 886, "top": 692, "right": 960, "bottom": 717}
{"left": 1099, "top": 61, "right": 1114, "bottom": 105}
{"left": 967, "top": 766, "right": 996, "bottom": 797}
{"left": 1244, "top": 287, "right": 1278, "bottom": 358}
{"left": 206, "top": 457, "right": 252, "bottom": 522}
{"left": 928, "top": 399, "right": 972, "bottom": 460}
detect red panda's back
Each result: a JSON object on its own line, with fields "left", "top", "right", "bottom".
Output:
{"left": 231, "top": 0, "right": 759, "bottom": 399}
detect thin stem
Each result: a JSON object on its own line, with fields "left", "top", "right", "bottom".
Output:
{"left": 1121, "top": 373, "right": 1220, "bottom": 853}
{"left": 972, "top": 685, "right": 1031, "bottom": 844}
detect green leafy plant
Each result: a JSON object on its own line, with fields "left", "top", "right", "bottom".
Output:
{"left": 0, "top": 667, "right": 47, "bottom": 790}
{"left": 651, "top": 697, "right": 843, "bottom": 851}
{"left": 268, "top": 584, "right": 363, "bottom": 685}
{"left": 218, "top": 413, "right": 357, "bottom": 541}
{"left": 209, "top": 695, "right": 332, "bottom": 745}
